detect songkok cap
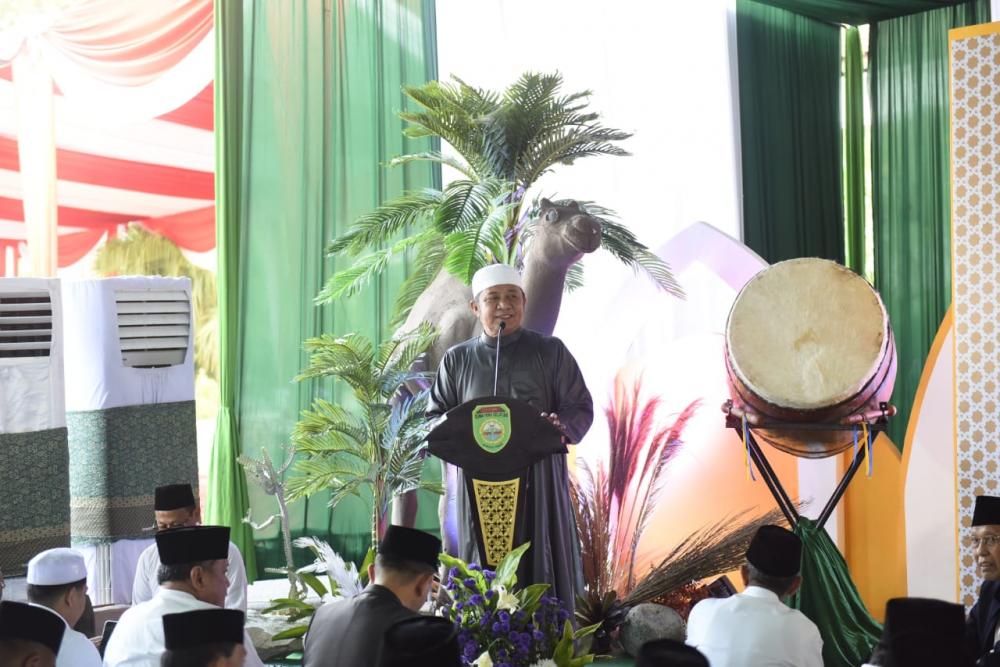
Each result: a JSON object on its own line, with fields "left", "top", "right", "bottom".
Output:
{"left": 378, "top": 525, "right": 441, "bottom": 571}
{"left": 636, "top": 639, "right": 709, "bottom": 667}
{"left": 471, "top": 264, "right": 523, "bottom": 298}
{"left": 163, "top": 609, "right": 245, "bottom": 650}
{"left": 0, "top": 601, "right": 65, "bottom": 655}
{"left": 27, "top": 548, "right": 87, "bottom": 586}
{"left": 746, "top": 524, "right": 802, "bottom": 577}
{"left": 155, "top": 483, "right": 196, "bottom": 511}
{"left": 156, "top": 526, "right": 230, "bottom": 566}
{"left": 378, "top": 616, "right": 461, "bottom": 667}
{"left": 878, "top": 597, "right": 972, "bottom": 667}
{"left": 972, "top": 495, "right": 1000, "bottom": 527}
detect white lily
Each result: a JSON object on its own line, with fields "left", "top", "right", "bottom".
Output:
{"left": 494, "top": 584, "right": 520, "bottom": 612}
{"left": 473, "top": 651, "right": 494, "bottom": 667}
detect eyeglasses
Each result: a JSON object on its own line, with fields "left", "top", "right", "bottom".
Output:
{"left": 964, "top": 534, "right": 1000, "bottom": 550}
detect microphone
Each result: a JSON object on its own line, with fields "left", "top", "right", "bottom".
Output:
{"left": 493, "top": 320, "right": 506, "bottom": 396}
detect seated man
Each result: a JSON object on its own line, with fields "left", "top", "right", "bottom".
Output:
{"left": 303, "top": 525, "right": 440, "bottom": 667}
{"left": 161, "top": 608, "right": 247, "bottom": 667}
{"left": 378, "top": 616, "right": 461, "bottom": 667}
{"left": 133, "top": 484, "right": 247, "bottom": 611}
{"left": 637, "top": 639, "right": 708, "bottom": 667}
{"left": 685, "top": 524, "right": 823, "bottom": 667}
{"left": 0, "top": 600, "right": 65, "bottom": 667}
{"left": 863, "top": 597, "right": 973, "bottom": 667}
{"left": 967, "top": 495, "right": 1000, "bottom": 665}
{"left": 104, "top": 526, "right": 263, "bottom": 667}
{"left": 26, "top": 548, "right": 101, "bottom": 667}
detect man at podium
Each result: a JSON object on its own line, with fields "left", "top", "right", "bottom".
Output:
{"left": 427, "top": 264, "right": 593, "bottom": 609}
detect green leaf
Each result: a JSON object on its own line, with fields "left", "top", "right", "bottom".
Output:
{"left": 360, "top": 547, "right": 376, "bottom": 584}
{"left": 564, "top": 262, "right": 584, "bottom": 292}
{"left": 517, "top": 582, "right": 550, "bottom": 615}
{"left": 328, "top": 189, "right": 441, "bottom": 256}
{"left": 493, "top": 542, "right": 531, "bottom": 590}
{"left": 262, "top": 598, "right": 314, "bottom": 613}
{"left": 271, "top": 624, "right": 309, "bottom": 641}
{"left": 552, "top": 620, "right": 575, "bottom": 664}
{"left": 298, "top": 572, "right": 328, "bottom": 599}
{"left": 387, "top": 151, "right": 477, "bottom": 180}
{"left": 388, "top": 233, "right": 447, "bottom": 330}
{"left": 318, "top": 232, "right": 432, "bottom": 304}
{"left": 573, "top": 620, "right": 602, "bottom": 640}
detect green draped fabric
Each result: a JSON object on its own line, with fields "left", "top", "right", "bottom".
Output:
{"left": 870, "top": 0, "right": 988, "bottom": 448}
{"left": 206, "top": 0, "right": 257, "bottom": 581}
{"left": 843, "top": 26, "right": 866, "bottom": 276}
{"left": 208, "top": 0, "right": 440, "bottom": 574}
{"left": 736, "top": 0, "right": 844, "bottom": 265}
{"left": 747, "top": 0, "right": 975, "bottom": 24}
{"left": 791, "top": 518, "right": 882, "bottom": 667}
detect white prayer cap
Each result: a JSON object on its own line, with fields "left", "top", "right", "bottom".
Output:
{"left": 27, "top": 548, "right": 87, "bottom": 585}
{"left": 471, "top": 264, "right": 523, "bottom": 298}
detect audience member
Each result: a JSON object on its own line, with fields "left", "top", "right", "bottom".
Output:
{"left": 0, "top": 600, "right": 65, "bottom": 667}
{"left": 967, "top": 495, "right": 1000, "bottom": 665}
{"left": 161, "top": 608, "right": 247, "bottom": 667}
{"left": 133, "top": 484, "right": 248, "bottom": 611}
{"left": 636, "top": 638, "right": 709, "bottom": 666}
{"left": 25, "top": 548, "right": 100, "bottom": 667}
{"left": 685, "top": 524, "right": 822, "bottom": 667}
{"left": 862, "top": 597, "right": 972, "bottom": 667}
{"left": 303, "top": 525, "right": 440, "bottom": 667}
{"left": 377, "top": 615, "right": 461, "bottom": 667}
{"left": 103, "top": 526, "right": 263, "bottom": 667}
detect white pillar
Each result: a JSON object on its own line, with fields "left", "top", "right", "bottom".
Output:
{"left": 12, "top": 41, "right": 58, "bottom": 277}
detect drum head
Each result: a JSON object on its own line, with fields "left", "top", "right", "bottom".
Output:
{"left": 726, "top": 258, "right": 887, "bottom": 412}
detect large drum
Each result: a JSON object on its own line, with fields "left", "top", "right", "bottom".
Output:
{"left": 725, "top": 258, "right": 896, "bottom": 458}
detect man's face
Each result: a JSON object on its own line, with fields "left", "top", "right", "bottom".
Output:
{"left": 155, "top": 507, "right": 199, "bottom": 532}
{"left": 64, "top": 582, "right": 88, "bottom": 627}
{"left": 192, "top": 559, "right": 229, "bottom": 607}
{"left": 972, "top": 524, "right": 1000, "bottom": 581}
{"left": 470, "top": 285, "right": 525, "bottom": 336}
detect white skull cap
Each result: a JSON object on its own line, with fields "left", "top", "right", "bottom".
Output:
{"left": 27, "top": 548, "right": 87, "bottom": 585}
{"left": 471, "top": 264, "right": 523, "bottom": 298}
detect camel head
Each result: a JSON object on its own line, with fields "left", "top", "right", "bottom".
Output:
{"left": 529, "top": 198, "right": 602, "bottom": 265}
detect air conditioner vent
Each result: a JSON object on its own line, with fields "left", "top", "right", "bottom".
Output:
{"left": 115, "top": 289, "right": 191, "bottom": 368}
{"left": 0, "top": 290, "right": 52, "bottom": 359}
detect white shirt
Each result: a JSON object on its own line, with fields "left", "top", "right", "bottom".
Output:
{"left": 131, "top": 541, "right": 247, "bottom": 612}
{"left": 29, "top": 604, "right": 102, "bottom": 667}
{"left": 102, "top": 588, "right": 263, "bottom": 667}
{"left": 686, "top": 586, "right": 824, "bottom": 667}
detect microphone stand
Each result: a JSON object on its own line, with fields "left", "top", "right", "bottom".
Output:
{"left": 493, "top": 320, "right": 506, "bottom": 395}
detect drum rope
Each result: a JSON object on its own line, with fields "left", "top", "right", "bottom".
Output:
{"left": 741, "top": 414, "right": 756, "bottom": 481}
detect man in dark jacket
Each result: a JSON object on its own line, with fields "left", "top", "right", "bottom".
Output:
{"left": 303, "top": 526, "right": 440, "bottom": 667}
{"left": 967, "top": 495, "right": 1000, "bottom": 665}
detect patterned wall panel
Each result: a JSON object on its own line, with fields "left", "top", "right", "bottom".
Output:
{"left": 950, "top": 22, "right": 1000, "bottom": 607}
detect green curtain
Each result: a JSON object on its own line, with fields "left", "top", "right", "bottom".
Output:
{"left": 206, "top": 0, "right": 257, "bottom": 581}
{"left": 746, "top": 0, "right": 975, "bottom": 24}
{"left": 791, "top": 518, "right": 883, "bottom": 667}
{"left": 737, "top": 0, "right": 844, "bottom": 264}
{"left": 208, "top": 0, "right": 440, "bottom": 574}
{"left": 843, "top": 26, "right": 866, "bottom": 275}
{"left": 870, "top": 0, "right": 988, "bottom": 448}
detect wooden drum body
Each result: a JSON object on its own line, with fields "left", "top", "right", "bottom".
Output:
{"left": 725, "top": 258, "right": 896, "bottom": 458}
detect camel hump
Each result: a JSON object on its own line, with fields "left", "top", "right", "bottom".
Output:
{"left": 398, "top": 268, "right": 478, "bottom": 373}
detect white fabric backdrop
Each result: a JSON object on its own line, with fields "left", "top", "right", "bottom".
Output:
{"left": 61, "top": 276, "right": 195, "bottom": 412}
{"left": 0, "top": 277, "right": 65, "bottom": 433}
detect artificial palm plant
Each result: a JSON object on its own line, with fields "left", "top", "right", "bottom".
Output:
{"left": 321, "top": 72, "right": 682, "bottom": 331}
{"left": 284, "top": 323, "right": 443, "bottom": 550}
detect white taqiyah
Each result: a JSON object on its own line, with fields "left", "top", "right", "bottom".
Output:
{"left": 27, "top": 548, "right": 87, "bottom": 585}
{"left": 471, "top": 264, "right": 523, "bottom": 298}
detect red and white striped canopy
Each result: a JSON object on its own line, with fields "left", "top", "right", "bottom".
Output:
{"left": 0, "top": 0, "right": 214, "bottom": 274}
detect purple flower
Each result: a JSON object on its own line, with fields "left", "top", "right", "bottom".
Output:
{"left": 455, "top": 601, "right": 464, "bottom": 611}
{"left": 469, "top": 594, "right": 484, "bottom": 606}
{"left": 484, "top": 569, "right": 496, "bottom": 582}
{"left": 448, "top": 566, "right": 459, "bottom": 578}
{"left": 485, "top": 589, "right": 496, "bottom": 600}
{"left": 463, "top": 577, "right": 478, "bottom": 589}
{"left": 498, "top": 611, "right": 510, "bottom": 623}
{"left": 468, "top": 562, "right": 481, "bottom": 571}
{"left": 533, "top": 629, "right": 544, "bottom": 641}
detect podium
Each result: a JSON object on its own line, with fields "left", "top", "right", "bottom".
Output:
{"left": 426, "top": 396, "right": 565, "bottom": 567}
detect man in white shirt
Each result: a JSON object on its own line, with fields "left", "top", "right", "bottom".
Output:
{"left": 26, "top": 548, "right": 101, "bottom": 667}
{"left": 132, "top": 484, "right": 247, "bottom": 612}
{"left": 686, "top": 524, "right": 823, "bottom": 667}
{"left": 0, "top": 600, "right": 66, "bottom": 667}
{"left": 103, "top": 525, "right": 263, "bottom": 667}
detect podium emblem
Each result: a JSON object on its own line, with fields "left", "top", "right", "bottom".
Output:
{"left": 472, "top": 404, "right": 512, "bottom": 452}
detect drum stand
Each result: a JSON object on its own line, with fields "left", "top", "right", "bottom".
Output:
{"left": 723, "top": 404, "right": 891, "bottom": 530}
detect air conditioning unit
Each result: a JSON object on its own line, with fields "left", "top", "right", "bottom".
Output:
{"left": 0, "top": 278, "right": 70, "bottom": 576}
{"left": 62, "top": 276, "right": 199, "bottom": 604}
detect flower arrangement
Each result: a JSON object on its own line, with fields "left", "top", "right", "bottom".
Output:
{"left": 440, "top": 543, "right": 598, "bottom": 667}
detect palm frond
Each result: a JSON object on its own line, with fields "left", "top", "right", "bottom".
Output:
{"left": 433, "top": 177, "right": 512, "bottom": 234}
{"left": 386, "top": 151, "right": 477, "bottom": 180}
{"left": 599, "top": 219, "right": 685, "bottom": 298}
{"left": 388, "top": 233, "right": 447, "bottom": 331}
{"left": 298, "top": 333, "right": 374, "bottom": 380}
{"left": 327, "top": 189, "right": 441, "bottom": 257}
{"left": 565, "top": 262, "right": 585, "bottom": 292}
{"left": 318, "top": 232, "right": 432, "bottom": 304}
{"left": 286, "top": 459, "right": 369, "bottom": 501}
{"left": 375, "top": 322, "right": 438, "bottom": 379}
{"left": 291, "top": 399, "right": 368, "bottom": 444}
{"left": 442, "top": 202, "right": 517, "bottom": 283}
{"left": 518, "top": 125, "right": 631, "bottom": 186}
